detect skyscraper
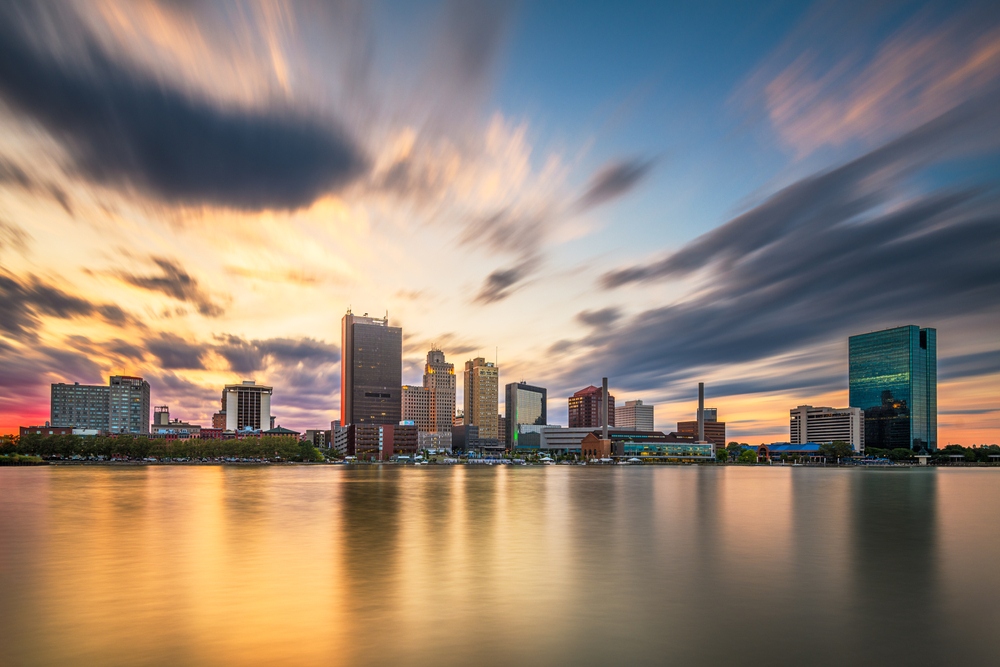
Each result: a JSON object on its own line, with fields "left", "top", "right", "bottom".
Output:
{"left": 616, "top": 399, "right": 653, "bottom": 431}
{"left": 341, "top": 310, "right": 402, "bottom": 426}
{"left": 568, "top": 385, "right": 615, "bottom": 428}
{"left": 505, "top": 382, "right": 547, "bottom": 448}
{"left": 849, "top": 325, "right": 937, "bottom": 451}
{"left": 464, "top": 357, "right": 499, "bottom": 440}
{"left": 424, "top": 348, "right": 456, "bottom": 448}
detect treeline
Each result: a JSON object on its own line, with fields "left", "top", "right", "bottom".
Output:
{"left": 2, "top": 433, "right": 324, "bottom": 462}
{"left": 867, "top": 444, "right": 1000, "bottom": 463}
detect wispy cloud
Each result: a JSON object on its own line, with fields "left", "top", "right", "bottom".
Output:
{"left": 740, "top": 3, "right": 1000, "bottom": 156}
{"left": 590, "top": 96, "right": 1000, "bottom": 392}
{"left": 115, "top": 257, "right": 225, "bottom": 317}
{"left": 575, "top": 158, "right": 656, "bottom": 210}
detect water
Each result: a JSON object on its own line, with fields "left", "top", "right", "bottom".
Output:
{"left": 1, "top": 465, "right": 998, "bottom": 666}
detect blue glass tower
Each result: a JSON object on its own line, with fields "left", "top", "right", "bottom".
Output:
{"left": 849, "top": 325, "right": 937, "bottom": 451}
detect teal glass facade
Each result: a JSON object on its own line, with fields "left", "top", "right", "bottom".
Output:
{"left": 849, "top": 325, "right": 936, "bottom": 451}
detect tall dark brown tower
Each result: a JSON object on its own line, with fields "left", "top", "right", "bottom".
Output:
{"left": 341, "top": 310, "right": 402, "bottom": 426}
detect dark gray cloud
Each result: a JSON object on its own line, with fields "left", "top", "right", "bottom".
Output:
{"left": 940, "top": 350, "right": 1000, "bottom": 381}
{"left": 571, "top": 96, "right": 1000, "bottom": 393}
{"left": 116, "top": 257, "right": 224, "bottom": 317}
{"left": 0, "top": 7, "right": 367, "bottom": 211}
{"left": 576, "top": 307, "right": 621, "bottom": 327}
{"left": 474, "top": 259, "right": 535, "bottom": 304}
{"left": 145, "top": 333, "right": 206, "bottom": 370}
{"left": 214, "top": 334, "right": 339, "bottom": 374}
{"left": 577, "top": 158, "right": 655, "bottom": 210}
{"left": 0, "top": 272, "right": 139, "bottom": 341}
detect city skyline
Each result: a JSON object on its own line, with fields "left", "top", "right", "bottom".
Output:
{"left": 1, "top": 1, "right": 998, "bottom": 443}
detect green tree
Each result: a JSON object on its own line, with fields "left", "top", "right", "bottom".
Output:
{"left": 890, "top": 448, "right": 914, "bottom": 461}
{"left": 738, "top": 448, "right": 757, "bottom": 464}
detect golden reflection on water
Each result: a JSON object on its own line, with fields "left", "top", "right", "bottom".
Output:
{"left": 1, "top": 466, "right": 999, "bottom": 666}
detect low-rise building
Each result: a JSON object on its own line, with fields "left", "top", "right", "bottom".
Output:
{"left": 20, "top": 425, "right": 74, "bottom": 437}
{"left": 346, "top": 423, "right": 417, "bottom": 461}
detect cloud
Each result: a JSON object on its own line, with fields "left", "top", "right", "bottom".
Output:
{"left": 576, "top": 158, "right": 656, "bottom": 210}
{"left": 0, "top": 156, "right": 74, "bottom": 215}
{"left": 145, "top": 332, "right": 206, "bottom": 370}
{"left": 0, "top": 272, "right": 141, "bottom": 341}
{"left": 586, "top": 97, "right": 1000, "bottom": 392}
{"left": 940, "top": 350, "right": 1000, "bottom": 381}
{"left": 473, "top": 258, "right": 536, "bottom": 304}
{"left": 741, "top": 4, "right": 1000, "bottom": 156}
{"left": 116, "top": 257, "right": 224, "bottom": 317}
{"left": 576, "top": 307, "right": 621, "bottom": 327}
{"left": 0, "top": 218, "right": 31, "bottom": 255}
{"left": 214, "top": 334, "right": 339, "bottom": 374}
{"left": 0, "top": 6, "right": 367, "bottom": 211}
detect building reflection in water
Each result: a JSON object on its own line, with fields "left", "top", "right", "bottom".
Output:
{"left": 850, "top": 470, "right": 941, "bottom": 664}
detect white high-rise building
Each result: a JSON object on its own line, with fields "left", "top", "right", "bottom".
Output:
{"left": 790, "top": 405, "right": 864, "bottom": 452}
{"left": 616, "top": 399, "right": 654, "bottom": 431}
{"left": 223, "top": 380, "right": 272, "bottom": 432}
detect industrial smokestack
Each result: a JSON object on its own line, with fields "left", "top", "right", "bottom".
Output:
{"left": 602, "top": 377, "right": 609, "bottom": 440}
{"left": 698, "top": 382, "right": 705, "bottom": 442}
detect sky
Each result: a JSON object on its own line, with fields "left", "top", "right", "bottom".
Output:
{"left": 0, "top": 0, "right": 998, "bottom": 444}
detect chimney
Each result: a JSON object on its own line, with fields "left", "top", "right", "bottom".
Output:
{"left": 602, "top": 377, "right": 609, "bottom": 440}
{"left": 698, "top": 382, "right": 705, "bottom": 442}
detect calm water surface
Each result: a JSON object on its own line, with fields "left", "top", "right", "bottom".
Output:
{"left": 2, "top": 465, "right": 999, "bottom": 666}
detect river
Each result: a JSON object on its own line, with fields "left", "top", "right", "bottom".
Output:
{"left": 1, "top": 465, "right": 997, "bottom": 666}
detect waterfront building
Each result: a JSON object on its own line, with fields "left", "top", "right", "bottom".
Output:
{"left": 341, "top": 310, "right": 402, "bottom": 426}
{"left": 464, "top": 357, "right": 499, "bottom": 440}
{"left": 51, "top": 375, "right": 150, "bottom": 434}
{"left": 346, "top": 423, "right": 417, "bottom": 461}
{"left": 790, "top": 405, "right": 864, "bottom": 452}
{"left": 568, "top": 385, "right": 615, "bottom": 428}
{"left": 505, "top": 382, "right": 547, "bottom": 449}
{"left": 580, "top": 431, "right": 714, "bottom": 461}
{"left": 150, "top": 406, "right": 201, "bottom": 439}
{"left": 222, "top": 380, "right": 272, "bottom": 431}
{"left": 849, "top": 325, "right": 937, "bottom": 450}
{"left": 424, "top": 349, "right": 456, "bottom": 449}
{"left": 616, "top": 399, "right": 654, "bottom": 431}
{"left": 451, "top": 424, "right": 480, "bottom": 454}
